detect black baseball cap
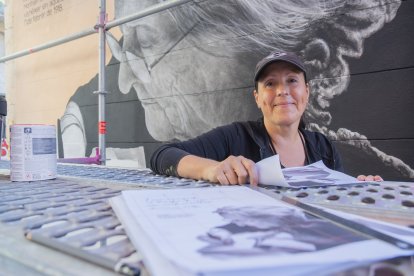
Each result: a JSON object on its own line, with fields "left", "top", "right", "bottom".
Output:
{"left": 254, "top": 51, "right": 307, "bottom": 83}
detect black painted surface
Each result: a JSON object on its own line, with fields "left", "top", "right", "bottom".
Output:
{"left": 331, "top": 0, "right": 414, "bottom": 180}
{"left": 69, "top": 59, "right": 158, "bottom": 162}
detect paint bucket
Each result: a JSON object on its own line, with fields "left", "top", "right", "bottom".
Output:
{"left": 10, "top": 125, "right": 57, "bottom": 181}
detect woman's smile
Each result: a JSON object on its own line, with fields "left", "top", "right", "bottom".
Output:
{"left": 274, "top": 101, "right": 295, "bottom": 107}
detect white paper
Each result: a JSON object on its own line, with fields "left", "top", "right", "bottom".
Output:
{"left": 256, "top": 157, "right": 360, "bottom": 188}
{"left": 282, "top": 161, "right": 357, "bottom": 187}
{"left": 256, "top": 155, "right": 288, "bottom": 186}
{"left": 110, "top": 186, "right": 413, "bottom": 276}
{"left": 111, "top": 195, "right": 349, "bottom": 276}
{"left": 110, "top": 196, "right": 185, "bottom": 276}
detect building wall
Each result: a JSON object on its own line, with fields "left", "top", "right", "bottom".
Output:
{"left": 0, "top": 1, "right": 5, "bottom": 95}
{"left": 5, "top": 0, "right": 119, "bottom": 125}
{"left": 5, "top": 0, "right": 414, "bottom": 181}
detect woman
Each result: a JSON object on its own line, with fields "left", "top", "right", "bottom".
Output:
{"left": 150, "top": 51, "right": 381, "bottom": 185}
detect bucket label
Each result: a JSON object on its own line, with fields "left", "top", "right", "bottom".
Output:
{"left": 33, "top": 138, "right": 57, "bottom": 155}
{"left": 10, "top": 125, "right": 57, "bottom": 182}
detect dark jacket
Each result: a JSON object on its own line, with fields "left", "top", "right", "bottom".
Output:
{"left": 150, "top": 119, "right": 344, "bottom": 176}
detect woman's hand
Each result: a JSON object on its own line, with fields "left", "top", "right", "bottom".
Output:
{"left": 204, "top": 155, "right": 259, "bottom": 186}
{"left": 357, "top": 175, "right": 383, "bottom": 181}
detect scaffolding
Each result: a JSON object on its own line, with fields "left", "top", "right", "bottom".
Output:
{"left": 0, "top": 0, "right": 194, "bottom": 165}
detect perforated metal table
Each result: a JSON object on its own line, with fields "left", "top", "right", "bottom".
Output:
{"left": 0, "top": 161, "right": 413, "bottom": 275}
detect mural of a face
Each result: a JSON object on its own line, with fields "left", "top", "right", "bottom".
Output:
{"left": 113, "top": 0, "right": 351, "bottom": 142}
{"left": 111, "top": 0, "right": 400, "bottom": 136}
{"left": 110, "top": 0, "right": 263, "bottom": 141}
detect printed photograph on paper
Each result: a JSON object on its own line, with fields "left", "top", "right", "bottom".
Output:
{"left": 197, "top": 205, "right": 365, "bottom": 258}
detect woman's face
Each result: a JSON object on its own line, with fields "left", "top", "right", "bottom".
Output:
{"left": 254, "top": 62, "right": 309, "bottom": 129}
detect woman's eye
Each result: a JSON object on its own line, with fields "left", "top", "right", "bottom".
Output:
{"left": 288, "top": 78, "right": 298, "bottom": 83}
{"left": 265, "top": 81, "right": 274, "bottom": 87}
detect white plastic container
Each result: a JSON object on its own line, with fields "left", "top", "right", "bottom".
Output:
{"left": 10, "top": 124, "right": 57, "bottom": 181}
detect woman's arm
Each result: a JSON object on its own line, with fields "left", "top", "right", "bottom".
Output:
{"left": 150, "top": 123, "right": 258, "bottom": 185}
{"left": 150, "top": 125, "right": 234, "bottom": 176}
{"left": 177, "top": 154, "right": 258, "bottom": 185}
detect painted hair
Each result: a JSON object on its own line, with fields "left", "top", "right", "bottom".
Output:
{"left": 115, "top": 0, "right": 345, "bottom": 53}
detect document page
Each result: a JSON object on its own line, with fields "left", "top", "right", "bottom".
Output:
{"left": 111, "top": 186, "right": 412, "bottom": 275}
{"left": 257, "top": 156, "right": 359, "bottom": 187}
{"left": 282, "top": 160, "right": 358, "bottom": 187}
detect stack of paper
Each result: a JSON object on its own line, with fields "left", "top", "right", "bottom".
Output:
{"left": 256, "top": 155, "right": 359, "bottom": 187}
{"left": 110, "top": 186, "right": 414, "bottom": 276}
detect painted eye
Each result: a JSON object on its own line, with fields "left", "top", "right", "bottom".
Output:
{"left": 136, "top": 26, "right": 160, "bottom": 49}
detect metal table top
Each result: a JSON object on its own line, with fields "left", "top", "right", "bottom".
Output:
{"left": 0, "top": 161, "right": 413, "bottom": 275}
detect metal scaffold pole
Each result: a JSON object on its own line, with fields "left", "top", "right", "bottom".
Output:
{"left": 97, "top": 0, "right": 107, "bottom": 165}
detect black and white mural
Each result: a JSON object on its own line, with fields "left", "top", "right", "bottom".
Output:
{"left": 60, "top": 0, "right": 414, "bottom": 181}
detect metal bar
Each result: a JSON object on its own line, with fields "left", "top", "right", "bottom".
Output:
{"left": 25, "top": 231, "right": 141, "bottom": 276}
{"left": 0, "top": 28, "right": 97, "bottom": 63}
{"left": 105, "top": 0, "right": 193, "bottom": 30}
{"left": 98, "top": 0, "right": 107, "bottom": 165}
{"left": 0, "top": 0, "right": 194, "bottom": 64}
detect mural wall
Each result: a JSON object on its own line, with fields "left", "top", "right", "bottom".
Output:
{"left": 6, "top": 0, "right": 414, "bottom": 181}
